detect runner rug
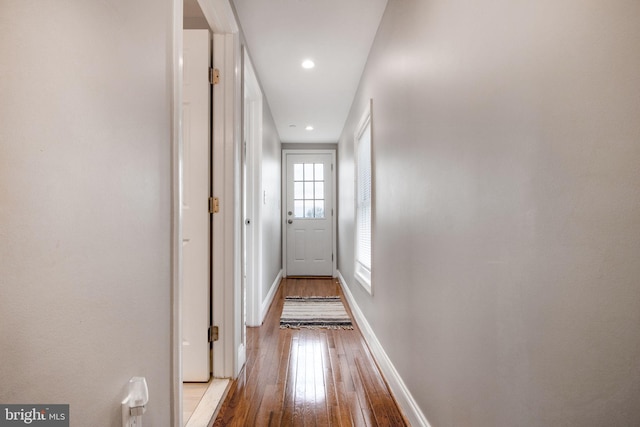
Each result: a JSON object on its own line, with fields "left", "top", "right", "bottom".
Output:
{"left": 280, "top": 296, "right": 353, "bottom": 329}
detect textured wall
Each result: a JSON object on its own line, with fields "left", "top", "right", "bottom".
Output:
{"left": 338, "top": 0, "right": 640, "bottom": 425}
{"left": 0, "top": 1, "right": 173, "bottom": 425}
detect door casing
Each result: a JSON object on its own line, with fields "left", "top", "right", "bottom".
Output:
{"left": 243, "top": 48, "right": 263, "bottom": 328}
{"left": 171, "top": 1, "right": 241, "bottom": 425}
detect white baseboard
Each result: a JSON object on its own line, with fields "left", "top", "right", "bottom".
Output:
{"left": 337, "top": 270, "right": 432, "bottom": 427}
{"left": 261, "top": 269, "right": 282, "bottom": 324}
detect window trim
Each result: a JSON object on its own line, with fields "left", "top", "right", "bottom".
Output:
{"left": 354, "top": 99, "right": 373, "bottom": 295}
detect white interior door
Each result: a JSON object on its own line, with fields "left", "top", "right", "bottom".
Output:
{"left": 182, "top": 29, "right": 211, "bottom": 382}
{"left": 285, "top": 152, "right": 335, "bottom": 276}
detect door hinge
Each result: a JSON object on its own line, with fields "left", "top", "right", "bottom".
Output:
{"left": 209, "top": 68, "right": 220, "bottom": 85}
{"left": 332, "top": 253, "right": 334, "bottom": 261}
{"left": 209, "top": 197, "right": 219, "bottom": 214}
{"left": 209, "top": 326, "right": 219, "bottom": 342}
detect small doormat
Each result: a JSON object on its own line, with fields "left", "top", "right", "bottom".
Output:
{"left": 280, "top": 296, "right": 353, "bottom": 329}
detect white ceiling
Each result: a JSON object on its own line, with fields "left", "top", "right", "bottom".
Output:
{"left": 232, "top": 0, "right": 388, "bottom": 143}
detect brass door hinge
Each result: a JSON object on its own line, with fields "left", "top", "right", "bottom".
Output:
{"left": 209, "top": 326, "right": 219, "bottom": 342}
{"left": 209, "top": 68, "right": 220, "bottom": 85}
{"left": 209, "top": 197, "right": 219, "bottom": 214}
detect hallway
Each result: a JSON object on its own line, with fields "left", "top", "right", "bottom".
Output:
{"left": 4, "top": 1, "right": 640, "bottom": 425}
{"left": 214, "top": 278, "right": 407, "bottom": 426}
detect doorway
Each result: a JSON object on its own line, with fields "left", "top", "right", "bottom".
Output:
{"left": 282, "top": 150, "right": 337, "bottom": 277}
{"left": 174, "top": 0, "right": 262, "bottom": 424}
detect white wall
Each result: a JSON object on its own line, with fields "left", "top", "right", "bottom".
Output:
{"left": 338, "top": 0, "right": 640, "bottom": 426}
{"left": 261, "top": 102, "right": 282, "bottom": 299}
{"left": 0, "top": 1, "right": 174, "bottom": 425}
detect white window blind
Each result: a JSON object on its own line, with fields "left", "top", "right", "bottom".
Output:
{"left": 356, "top": 121, "right": 372, "bottom": 270}
{"left": 354, "top": 101, "right": 372, "bottom": 293}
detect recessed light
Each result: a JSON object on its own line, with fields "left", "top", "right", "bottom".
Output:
{"left": 301, "top": 59, "right": 315, "bottom": 69}
{"left": 289, "top": 124, "right": 297, "bottom": 128}
{"left": 305, "top": 125, "right": 314, "bottom": 131}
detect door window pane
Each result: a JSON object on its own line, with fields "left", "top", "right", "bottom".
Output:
{"left": 315, "top": 182, "right": 324, "bottom": 200}
{"left": 315, "top": 200, "right": 325, "bottom": 218}
{"left": 304, "top": 200, "right": 315, "bottom": 218}
{"left": 292, "top": 162, "right": 326, "bottom": 219}
{"left": 304, "top": 163, "right": 314, "bottom": 181}
{"left": 294, "top": 200, "right": 304, "bottom": 218}
{"left": 304, "top": 182, "right": 314, "bottom": 199}
{"left": 294, "top": 182, "right": 304, "bottom": 199}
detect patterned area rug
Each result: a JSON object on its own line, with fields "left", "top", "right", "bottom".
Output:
{"left": 280, "top": 296, "right": 353, "bottom": 329}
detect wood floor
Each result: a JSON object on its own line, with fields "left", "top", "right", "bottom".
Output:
{"left": 214, "top": 278, "right": 407, "bottom": 426}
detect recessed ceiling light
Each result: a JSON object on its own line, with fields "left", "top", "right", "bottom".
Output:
{"left": 301, "top": 59, "right": 315, "bottom": 69}
{"left": 305, "top": 125, "right": 314, "bottom": 131}
{"left": 289, "top": 124, "right": 297, "bottom": 128}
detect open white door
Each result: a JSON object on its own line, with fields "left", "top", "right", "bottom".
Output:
{"left": 284, "top": 151, "right": 335, "bottom": 277}
{"left": 182, "top": 29, "right": 211, "bottom": 382}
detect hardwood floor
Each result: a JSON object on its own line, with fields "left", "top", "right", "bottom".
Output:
{"left": 214, "top": 278, "right": 407, "bottom": 426}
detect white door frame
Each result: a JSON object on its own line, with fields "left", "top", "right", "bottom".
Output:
{"left": 282, "top": 149, "right": 337, "bottom": 278}
{"left": 211, "top": 30, "right": 243, "bottom": 379}
{"left": 171, "top": 0, "right": 240, "bottom": 425}
{"left": 242, "top": 49, "right": 264, "bottom": 328}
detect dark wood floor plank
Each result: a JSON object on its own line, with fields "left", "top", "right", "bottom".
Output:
{"left": 214, "top": 277, "right": 407, "bottom": 426}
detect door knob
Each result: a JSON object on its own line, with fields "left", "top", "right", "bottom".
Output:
{"left": 287, "top": 219, "right": 293, "bottom": 224}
